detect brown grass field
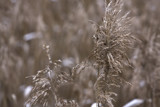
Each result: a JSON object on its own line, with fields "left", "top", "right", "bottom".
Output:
{"left": 0, "top": 0, "right": 160, "bottom": 107}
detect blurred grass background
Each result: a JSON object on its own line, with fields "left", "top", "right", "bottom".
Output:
{"left": 0, "top": 0, "right": 160, "bottom": 107}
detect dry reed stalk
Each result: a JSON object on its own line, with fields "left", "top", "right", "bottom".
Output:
{"left": 92, "top": 0, "right": 135, "bottom": 106}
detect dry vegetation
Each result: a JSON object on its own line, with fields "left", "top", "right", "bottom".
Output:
{"left": 0, "top": 0, "right": 160, "bottom": 107}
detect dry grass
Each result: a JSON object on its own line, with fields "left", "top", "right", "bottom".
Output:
{"left": 0, "top": 0, "right": 160, "bottom": 107}
{"left": 27, "top": 0, "right": 135, "bottom": 107}
{"left": 92, "top": 1, "right": 135, "bottom": 106}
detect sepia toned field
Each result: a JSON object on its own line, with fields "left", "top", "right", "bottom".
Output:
{"left": 0, "top": 0, "right": 160, "bottom": 107}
